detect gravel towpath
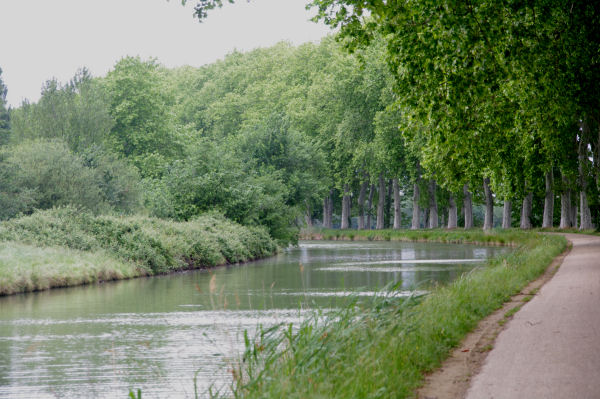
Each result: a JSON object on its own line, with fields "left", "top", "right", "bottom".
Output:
{"left": 466, "top": 233, "right": 600, "bottom": 398}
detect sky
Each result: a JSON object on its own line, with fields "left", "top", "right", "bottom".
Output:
{"left": 0, "top": 0, "right": 333, "bottom": 107}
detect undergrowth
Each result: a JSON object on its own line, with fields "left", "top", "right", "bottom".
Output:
{"left": 0, "top": 207, "right": 278, "bottom": 295}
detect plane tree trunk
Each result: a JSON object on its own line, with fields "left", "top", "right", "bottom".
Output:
{"left": 428, "top": 180, "right": 438, "bottom": 228}
{"left": 463, "top": 184, "right": 473, "bottom": 229}
{"left": 357, "top": 178, "right": 368, "bottom": 230}
{"left": 560, "top": 174, "right": 572, "bottom": 229}
{"left": 393, "top": 178, "right": 401, "bottom": 229}
{"left": 579, "top": 125, "right": 593, "bottom": 230}
{"left": 366, "top": 183, "right": 375, "bottom": 230}
{"left": 520, "top": 191, "right": 533, "bottom": 229}
{"left": 341, "top": 184, "right": 351, "bottom": 229}
{"left": 376, "top": 174, "right": 385, "bottom": 230}
{"left": 483, "top": 177, "right": 494, "bottom": 230}
{"left": 542, "top": 170, "right": 554, "bottom": 228}
{"left": 502, "top": 199, "right": 512, "bottom": 229}
{"left": 447, "top": 194, "right": 457, "bottom": 229}
{"left": 412, "top": 181, "right": 420, "bottom": 230}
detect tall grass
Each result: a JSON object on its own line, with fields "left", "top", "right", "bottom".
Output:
{"left": 0, "top": 207, "right": 278, "bottom": 295}
{"left": 0, "top": 242, "right": 138, "bottom": 295}
{"left": 229, "top": 230, "right": 566, "bottom": 398}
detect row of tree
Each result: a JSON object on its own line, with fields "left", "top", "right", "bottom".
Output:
{"left": 185, "top": 1, "right": 599, "bottom": 231}
{"left": 1, "top": 1, "right": 598, "bottom": 241}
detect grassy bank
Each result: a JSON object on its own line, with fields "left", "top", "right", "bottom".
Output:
{"left": 302, "top": 227, "right": 529, "bottom": 245}
{"left": 229, "top": 229, "right": 566, "bottom": 399}
{"left": 0, "top": 207, "right": 278, "bottom": 295}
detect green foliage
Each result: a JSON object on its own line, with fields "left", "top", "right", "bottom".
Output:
{"left": 228, "top": 231, "right": 566, "bottom": 398}
{"left": 0, "top": 207, "right": 277, "bottom": 276}
{"left": 143, "top": 138, "right": 298, "bottom": 244}
{"left": 0, "top": 67, "right": 9, "bottom": 144}
{"left": 0, "top": 139, "right": 141, "bottom": 219}
{"left": 104, "top": 57, "right": 182, "bottom": 176}
{"left": 10, "top": 69, "right": 114, "bottom": 152}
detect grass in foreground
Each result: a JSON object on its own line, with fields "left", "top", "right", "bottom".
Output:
{"left": 226, "top": 229, "right": 566, "bottom": 399}
{"left": 0, "top": 207, "right": 278, "bottom": 295}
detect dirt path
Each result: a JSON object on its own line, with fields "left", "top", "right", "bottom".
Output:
{"left": 420, "top": 233, "right": 600, "bottom": 398}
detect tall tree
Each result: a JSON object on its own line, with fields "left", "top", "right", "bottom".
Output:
{"left": 0, "top": 67, "right": 9, "bottom": 143}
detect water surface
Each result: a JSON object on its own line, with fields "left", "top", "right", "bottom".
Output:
{"left": 0, "top": 240, "right": 509, "bottom": 398}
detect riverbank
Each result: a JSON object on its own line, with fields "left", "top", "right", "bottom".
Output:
{"left": 0, "top": 207, "right": 278, "bottom": 296}
{"left": 229, "top": 229, "right": 567, "bottom": 399}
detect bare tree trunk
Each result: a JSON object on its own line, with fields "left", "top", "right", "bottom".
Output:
{"left": 411, "top": 181, "right": 420, "bottom": 230}
{"left": 448, "top": 194, "right": 457, "bottom": 229}
{"left": 393, "top": 178, "right": 401, "bottom": 229}
{"left": 376, "top": 174, "right": 385, "bottom": 230}
{"left": 304, "top": 201, "right": 313, "bottom": 227}
{"left": 463, "top": 184, "right": 473, "bottom": 229}
{"left": 428, "top": 180, "right": 438, "bottom": 228}
{"left": 542, "top": 170, "right": 554, "bottom": 228}
{"left": 520, "top": 191, "right": 533, "bottom": 229}
{"left": 579, "top": 125, "right": 593, "bottom": 230}
{"left": 572, "top": 201, "right": 578, "bottom": 229}
{"left": 386, "top": 179, "right": 393, "bottom": 228}
{"left": 366, "top": 184, "right": 375, "bottom": 230}
{"left": 341, "top": 184, "right": 351, "bottom": 229}
{"left": 483, "top": 177, "right": 494, "bottom": 230}
{"left": 357, "top": 179, "right": 368, "bottom": 230}
{"left": 580, "top": 191, "right": 593, "bottom": 229}
{"left": 560, "top": 175, "right": 571, "bottom": 229}
{"left": 322, "top": 189, "right": 333, "bottom": 228}
{"left": 502, "top": 199, "right": 512, "bottom": 229}
{"left": 322, "top": 197, "right": 328, "bottom": 228}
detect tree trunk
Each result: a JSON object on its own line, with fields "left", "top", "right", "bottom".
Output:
{"left": 463, "top": 184, "right": 473, "bottom": 229}
{"left": 322, "top": 189, "right": 333, "bottom": 228}
{"left": 502, "top": 200, "right": 512, "bottom": 229}
{"left": 411, "top": 181, "right": 420, "bottom": 230}
{"left": 393, "top": 178, "right": 401, "bottom": 229}
{"left": 304, "top": 201, "right": 313, "bottom": 227}
{"left": 542, "top": 170, "right": 554, "bottom": 228}
{"left": 483, "top": 177, "right": 494, "bottom": 230}
{"left": 376, "top": 174, "right": 385, "bottom": 230}
{"left": 447, "top": 194, "right": 457, "bottom": 229}
{"left": 580, "top": 191, "right": 593, "bottom": 229}
{"left": 357, "top": 179, "right": 368, "bottom": 230}
{"left": 386, "top": 179, "right": 393, "bottom": 228}
{"left": 341, "top": 184, "right": 351, "bottom": 229}
{"left": 572, "top": 201, "right": 578, "bottom": 229}
{"left": 366, "top": 183, "right": 375, "bottom": 230}
{"left": 560, "top": 175, "right": 571, "bottom": 229}
{"left": 520, "top": 191, "right": 533, "bottom": 229}
{"left": 428, "top": 180, "right": 438, "bottom": 228}
{"left": 579, "top": 125, "right": 593, "bottom": 230}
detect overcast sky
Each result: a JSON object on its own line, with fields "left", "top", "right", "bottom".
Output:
{"left": 0, "top": 0, "right": 332, "bottom": 107}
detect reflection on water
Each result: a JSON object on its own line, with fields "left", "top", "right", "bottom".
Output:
{"left": 0, "top": 240, "right": 510, "bottom": 398}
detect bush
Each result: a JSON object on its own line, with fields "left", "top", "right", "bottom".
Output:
{"left": 0, "top": 139, "right": 142, "bottom": 219}
{"left": 0, "top": 207, "right": 278, "bottom": 275}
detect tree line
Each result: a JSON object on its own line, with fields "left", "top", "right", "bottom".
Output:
{"left": 188, "top": 0, "right": 600, "bottom": 231}
{"left": 1, "top": 0, "right": 599, "bottom": 241}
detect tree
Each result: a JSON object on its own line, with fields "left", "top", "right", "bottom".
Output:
{"left": 10, "top": 68, "right": 114, "bottom": 152}
{"left": 0, "top": 67, "right": 10, "bottom": 144}
{"left": 105, "top": 57, "right": 181, "bottom": 176}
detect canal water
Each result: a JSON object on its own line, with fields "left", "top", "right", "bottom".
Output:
{"left": 0, "top": 240, "right": 510, "bottom": 398}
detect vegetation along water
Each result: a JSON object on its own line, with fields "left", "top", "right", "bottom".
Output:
{"left": 0, "top": 0, "right": 595, "bottom": 397}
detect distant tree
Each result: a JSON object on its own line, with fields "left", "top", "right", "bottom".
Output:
{"left": 104, "top": 57, "right": 181, "bottom": 177}
{"left": 0, "top": 67, "right": 10, "bottom": 144}
{"left": 10, "top": 68, "right": 114, "bottom": 152}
